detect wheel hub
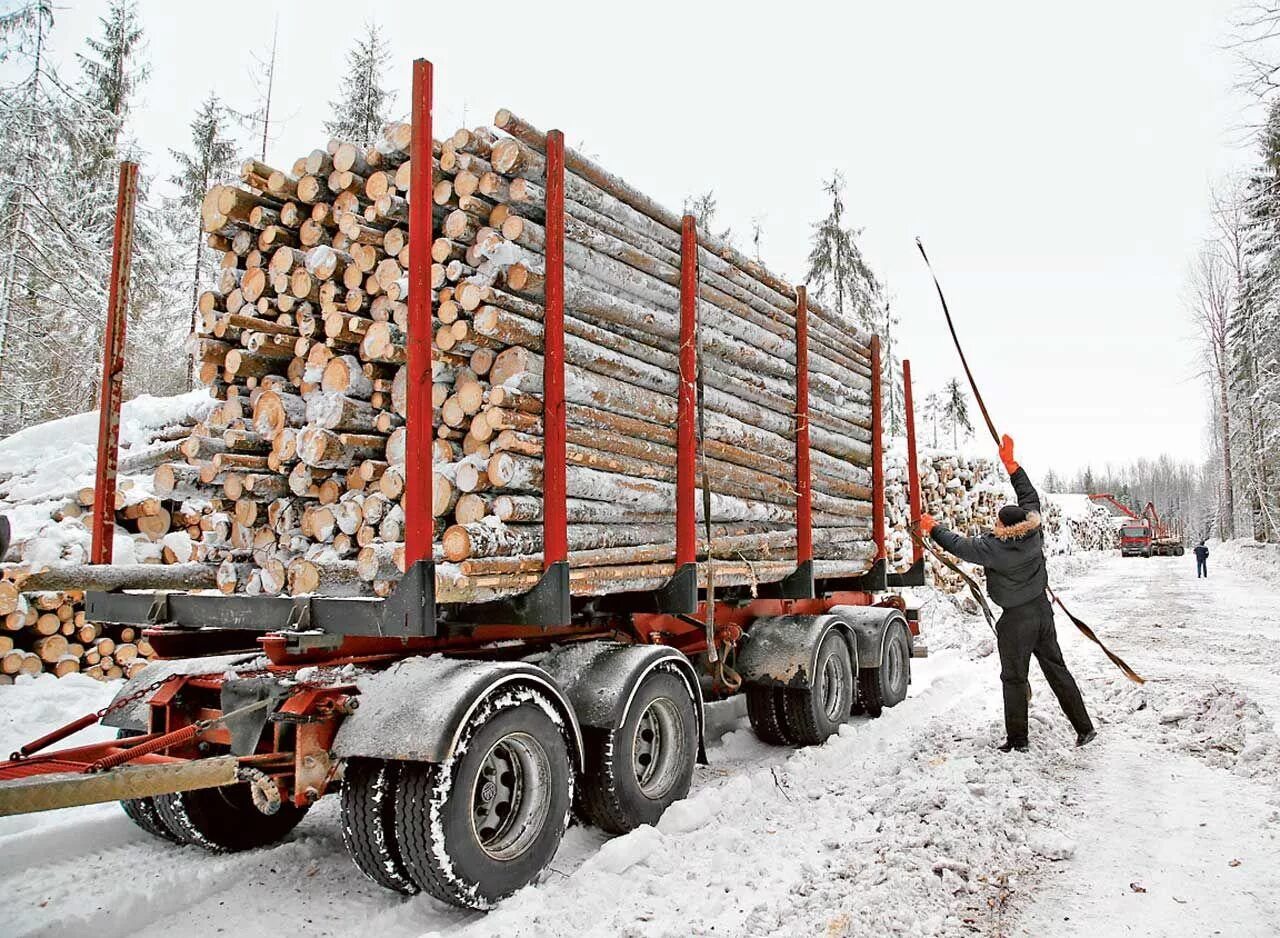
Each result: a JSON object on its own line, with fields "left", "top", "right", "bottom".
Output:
{"left": 886, "top": 638, "right": 904, "bottom": 691}
{"left": 821, "top": 652, "right": 846, "bottom": 722}
{"left": 631, "top": 696, "right": 686, "bottom": 800}
{"left": 470, "top": 731, "right": 552, "bottom": 861}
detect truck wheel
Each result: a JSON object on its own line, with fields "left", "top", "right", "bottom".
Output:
{"left": 393, "top": 687, "right": 573, "bottom": 909}
{"left": 579, "top": 671, "right": 697, "bottom": 834}
{"left": 746, "top": 683, "right": 792, "bottom": 745}
{"left": 340, "top": 758, "right": 418, "bottom": 894}
{"left": 859, "top": 626, "right": 911, "bottom": 718}
{"left": 780, "top": 631, "right": 853, "bottom": 745}
{"left": 116, "top": 730, "right": 183, "bottom": 843}
{"left": 154, "top": 781, "right": 309, "bottom": 852}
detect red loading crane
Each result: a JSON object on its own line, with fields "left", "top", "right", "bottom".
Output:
{"left": 1087, "top": 494, "right": 1185, "bottom": 558}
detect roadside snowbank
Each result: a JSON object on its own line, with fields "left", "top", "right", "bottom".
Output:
{"left": 1214, "top": 538, "right": 1280, "bottom": 582}
{"left": 0, "top": 391, "right": 212, "bottom": 563}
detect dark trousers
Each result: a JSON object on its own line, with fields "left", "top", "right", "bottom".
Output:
{"left": 996, "top": 595, "right": 1093, "bottom": 745}
{"left": 1197, "top": 558, "right": 1207, "bottom": 578}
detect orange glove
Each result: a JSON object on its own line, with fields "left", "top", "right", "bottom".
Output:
{"left": 919, "top": 513, "right": 937, "bottom": 536}
{"left": 999, "top": 434, "right": 1019, "bottom": 474}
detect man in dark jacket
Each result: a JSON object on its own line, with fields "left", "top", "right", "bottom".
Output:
{"left": 1194, "top": 541, "right": 1209, "bottom": 578}
{"left": 919, "top": 435, "right": 1095, "bottom": 752}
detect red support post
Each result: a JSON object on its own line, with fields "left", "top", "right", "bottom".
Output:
{"left": 542, "top": 131, "right": 568, "bottom": 568}
{"left": 794, "top": 286, "right": 813, "bottom": 563}
{"left": 870, "top": 334, "right": 886, "bottom": 562}
{"left": 91, "top": 160, "right": 139, "bottom": 565}
{"left": 903, "top": 359, "right": 923, "bottom": 566}
{"left": 404, "top": 59, "right": 435, "bottom": 567}
{"left": 676, "top": 216, "right": 698, "bottom": 567}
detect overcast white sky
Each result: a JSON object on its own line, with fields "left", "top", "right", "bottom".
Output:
{"left": 46, "top": 0, "right": 1260, "bottom": 476}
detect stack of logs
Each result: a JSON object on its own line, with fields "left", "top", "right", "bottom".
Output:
{"left": 885, "top": 452, "right": 1008, "bottom": 594}
{"left": 167, "top": 109, "right": 881, "bottom": 603}
{"left": 0, "top": 584, "right": 155, "bottom": 683}
{"left": 884, "top": 451, "right": 1121, "bottom": 594}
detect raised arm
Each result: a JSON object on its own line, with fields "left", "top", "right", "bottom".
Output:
{"left": 1001, "top": 434, "right": 1040, "bottom": 514}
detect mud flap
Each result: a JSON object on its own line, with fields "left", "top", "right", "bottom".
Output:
{"left": 220, "top": 677, "right": 290, "bottom": 755}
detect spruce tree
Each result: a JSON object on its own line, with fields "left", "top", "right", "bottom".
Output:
{"left": 923, "top": 392, "right": 941, "bottom": 448}
{"left": 0, "top": 2, "right": 116, "bottom": 432}
{"left": 169, "top": 92, "right": 237, "bottom": 384}
{"left": 942, "top": 378, "right": 973, "bottom": 449}
{"left": 805, "top": 172, "right": 880, "bottom": 330}
{"left": 77, "top": 0, "right": 147, "bottom": 156}
{"left": 684, "top": 190, "right": 731, "bottom": 242}
{"left": 325, "top": 21, "right": 395, "bottom": 147}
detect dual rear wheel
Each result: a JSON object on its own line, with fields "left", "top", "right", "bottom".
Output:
{"left": 746, "top": 625, "right": 910, "bottom": 745}
{"left": 341, "top": 672, "right": 697, "bottom": 909}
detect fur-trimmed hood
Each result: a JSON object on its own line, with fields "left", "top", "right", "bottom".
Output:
{"left": 993, "top": 511, "right": 1041, "bottom": 541}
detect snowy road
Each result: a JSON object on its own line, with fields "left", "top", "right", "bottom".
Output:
{"left": 1, "top": 549, "right": 1278, "bottom": 937}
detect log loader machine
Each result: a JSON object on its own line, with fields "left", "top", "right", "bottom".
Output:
{"left": 1088, "top": 494, "right": 1185, "bottom": 557}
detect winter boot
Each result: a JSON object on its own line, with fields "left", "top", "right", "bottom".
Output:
{"left": 998, "top": 741, "right": 1028, "bottom": 753}
{"left": 1076, "top": 729, "right": 1097, "bottom": 748}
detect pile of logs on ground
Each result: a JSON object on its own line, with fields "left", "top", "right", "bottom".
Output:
{"left": 0, "top": 415, "right": 219, "bottom": 569}
{"left": 0, "top": 583, "right": 155, "bottom": 683}
{"left": 885, "top": 451, "right": 1120, "bottom": 594}
{"left": 885, "top": 452, "right": 1007, "bottom": 594}
{"left": 166, "top": 109, "right": 881, "bottom": 603}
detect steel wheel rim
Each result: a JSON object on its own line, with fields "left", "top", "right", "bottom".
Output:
{"left": 821, "top": 651, "right": 847, "bottom": 722}
{"left": 632, "top": 696, "right": 686, "bottom": 799}
{"left": 470, "top": 731, "right": 552, "bottom": 861}
{"left": 886, "top": 637, "right": 904, "bottom": 692}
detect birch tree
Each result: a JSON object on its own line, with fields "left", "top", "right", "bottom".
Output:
{"left": 1188, "top": 245, "right": 1235, "bottom": 538}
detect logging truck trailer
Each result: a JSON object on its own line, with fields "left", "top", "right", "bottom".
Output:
{"left": 0, "top": 522, "right": 927, "bottom": 910}
{"left": 0, "top": 58, "right": 930, "bottom": 911}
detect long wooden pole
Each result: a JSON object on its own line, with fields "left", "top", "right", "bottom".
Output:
{"left": 91, "top": 161, "right": 139, "bottom": 565}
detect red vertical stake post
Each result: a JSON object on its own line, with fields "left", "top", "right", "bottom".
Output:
{"left": 91, "top": 160, "right": 139, "bottom": 565}
{"left": 404, "top": 59, "right": 435, "bottom": 566}
{"left": 903, "top": 359, "right": 923, "bottom": 566}
{"left": 870, "top": 334, "right": 886, "bottom": 563}
{"left": 676, "top": 216, "right": 698, "bottom": 567}
{"left": 542, "top": 131, "right": 568, "bottom": 568}
{"left": 794, "top": 286, "right": 813, "bottom": 564}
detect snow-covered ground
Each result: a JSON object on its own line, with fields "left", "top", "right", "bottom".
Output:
{"left": 1, "top": 547, "right": 1278, "bottom": 937}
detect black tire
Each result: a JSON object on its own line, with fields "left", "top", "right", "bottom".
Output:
{"left": 116, "top": 729, "right": 183, "bottom": 843}
{"left": 859, "top": 625, "right": 911, "bottom": 718}
{"left": 780, "top": 631, "right": 854, "bottom": 745}
{"left": 154, "top": 780, "right": 309, "bottom": 852}
{"left": 580, "top": 671, "right": 697, "bottom": 834}
{"left": 746, "top": 683, "right": 792, "bottom": 745}
{"left": 393, "top": 687, "right": 573, "bottom": 909}
{"left": 340, "top": 758, "right": 418, "bottom": 894}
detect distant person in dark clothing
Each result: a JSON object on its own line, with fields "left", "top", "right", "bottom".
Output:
{"left": 920, "top": 435, "right": 1095, "bottom": 753}
{"left": 1194, "top": 541, "right": 1209, "bottom": 578}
